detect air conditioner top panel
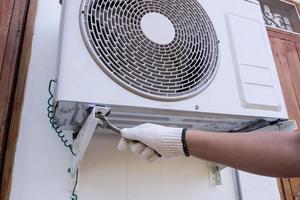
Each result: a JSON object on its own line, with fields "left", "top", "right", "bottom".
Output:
{"left": 55, "top": 0, "right": 288, "bottom": 119}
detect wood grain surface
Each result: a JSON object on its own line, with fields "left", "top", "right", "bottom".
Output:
{"left": 0, "top": 0, "right": 36, "bottom": 200}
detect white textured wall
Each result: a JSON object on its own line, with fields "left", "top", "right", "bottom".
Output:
{"left": 9, "top": 0, "right": 281, "bottom": 200}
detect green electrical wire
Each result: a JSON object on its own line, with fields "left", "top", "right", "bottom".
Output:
{"left": 47, "top": 79, "right": 76, "bottom": 156}
{"left": 71, "top": 170, "right": 79, "bottom": 200}
{"left": 47, "top": 79, "right": 78, "bottom": 200}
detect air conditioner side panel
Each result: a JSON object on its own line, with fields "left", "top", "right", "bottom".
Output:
{"left": 226, "top": 14, "right": 281, "bottom": 111}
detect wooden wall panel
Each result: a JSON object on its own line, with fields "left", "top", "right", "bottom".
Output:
{"left": 0, "top": 0, "right": 30, "bottom": 170}
{"left": 282, "top": 179, "right": 295, "bottom": 200}
{"left": 0, "top": 0, "right": 15, "bottom": 168}
{"left": 0, "top": 0, "right": 15, "bottom": 74}
{"left": 0, "top": 0, "right": 37, "bottom": 199}
{"left": 0, "top": 0, "right": 34, "bottom": 199}
{"left": 285, "top": 42, "right": 300, "bottom": 107}
{"left": 290, "top": 178, "right": 300, "bottom": 198}
{"left": 269, "top": 37, "right": 300, "bottom": 123}
{"left": 267, "top": 27, "right": 300, "bottom": 43}
{"left": 0, "top": 0, "right": 29, "bottom": 157}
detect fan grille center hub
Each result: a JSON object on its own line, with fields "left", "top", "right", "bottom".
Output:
{"left": 141, "top": 12, "right": 175, "bottom": 45}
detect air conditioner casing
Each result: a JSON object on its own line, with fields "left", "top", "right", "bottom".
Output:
{"left": 55, "top": 0, "right": 288, "bottom": 132}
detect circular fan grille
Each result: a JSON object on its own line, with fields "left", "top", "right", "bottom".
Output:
{"left": 80, "top": 0, "right": 219, "bottom": 101}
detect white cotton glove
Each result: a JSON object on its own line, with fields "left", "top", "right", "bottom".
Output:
{"left": 117, "top": 123, "right": 185, "bottom": 162}
{"left": 118, "top": 137, "right": 160, "bottom": 162}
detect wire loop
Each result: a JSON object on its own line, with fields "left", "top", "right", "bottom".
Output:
{"left": 47, "top": 79, "right": 78, "bottom": 200}
{"left": 47, "top": 80, "right": 76, "bottom": 156}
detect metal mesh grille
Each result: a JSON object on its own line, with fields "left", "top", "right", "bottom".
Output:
{"left": 80, "top": 0, "right": 219, "bottom": 101}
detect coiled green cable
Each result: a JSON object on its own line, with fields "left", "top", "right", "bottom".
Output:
{"left": 47, "top": 79, "right": 78, "bottom": 200}
{"left": 47, "top": 79, "right": 76, "bottom": 156}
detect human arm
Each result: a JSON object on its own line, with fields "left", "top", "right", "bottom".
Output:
{"left": 186, "top": 129, "right": 300, "bottom": 177}
{"left": 118, "top": 123, "right": 300, "bottom": 178}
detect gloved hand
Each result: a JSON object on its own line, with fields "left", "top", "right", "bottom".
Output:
{"left": 117, "top": 123, "right": 187, "bottom": 162}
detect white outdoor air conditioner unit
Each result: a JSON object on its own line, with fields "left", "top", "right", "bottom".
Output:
{"left": 54, "top": 0, "right": 289, "bottom": 135}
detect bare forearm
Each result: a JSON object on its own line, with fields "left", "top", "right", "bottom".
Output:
{"left": 186, "top": 130, "right": 300, "bottom": 177}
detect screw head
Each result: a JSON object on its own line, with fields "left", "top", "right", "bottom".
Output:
{"left": 195, "top": 105, "right": 199, "bottom": 110}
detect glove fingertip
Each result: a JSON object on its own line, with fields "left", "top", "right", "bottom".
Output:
{"left": 131, "top": 142, "right": 146, "bottom": 155}
{"left": 147, "top": 154, "right": 160, "bottom": 163}
{"left": 117, "top": 138, "right": 130, "bottom": 152}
